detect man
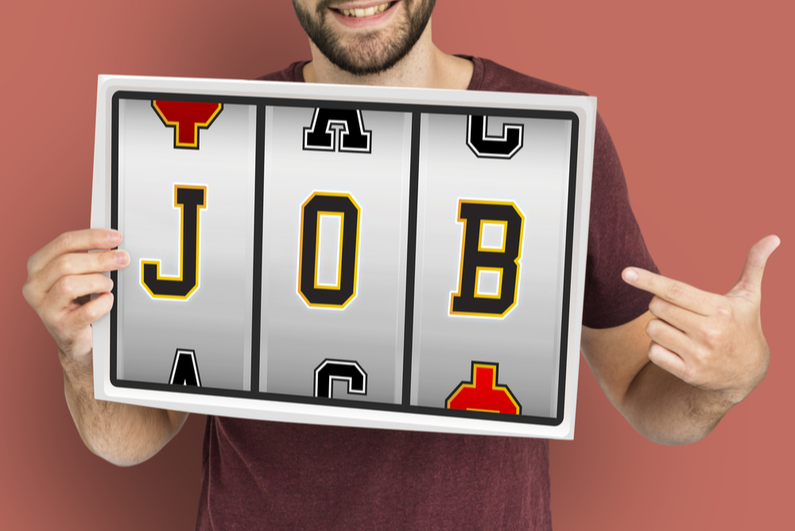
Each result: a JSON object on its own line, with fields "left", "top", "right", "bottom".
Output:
{"left": 23, "top": 1, "right": 778, "bottom": 529}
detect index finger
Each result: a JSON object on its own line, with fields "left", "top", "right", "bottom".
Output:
{"left": 27, "top": 229, "right": 122, "bottom": 276}
{"left": 622, "top": 267, "right": 715, "bottom": 316}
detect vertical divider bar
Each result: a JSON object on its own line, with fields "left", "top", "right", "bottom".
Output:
{"left": 109, "top": 94, "right": 120, "bottom": 385}
{"left": 401, "top": 112, "right": 422, "bottom": 407}
{"left": 250, "top": 103, "right": 266, "bottom": 395}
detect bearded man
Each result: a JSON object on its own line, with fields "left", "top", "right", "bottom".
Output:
{"left": 23, "top": 1, "right": 778, "bottom": 529}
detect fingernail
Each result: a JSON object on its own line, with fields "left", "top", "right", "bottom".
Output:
{"left": 115, "top": 251, "right": 129, "bottom": 265}
{"left": 109, "top": 230, "right": 122, "bottom": 244}
{"left": 623, "top": 268, "right": 638, "bottom": 282}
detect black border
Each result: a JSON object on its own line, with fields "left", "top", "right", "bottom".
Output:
{"left": 249, "top": 104, "right": 266, "bottom": 393}
{"left": 401, "top": 112, "right": 422, "bottom": 407}
{"left": 109, "top": 90, "right": 581, "bottom": 428}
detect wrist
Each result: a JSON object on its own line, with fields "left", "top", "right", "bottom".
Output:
{"left": 59, "top": 347, "right": 94, "bottom": 391}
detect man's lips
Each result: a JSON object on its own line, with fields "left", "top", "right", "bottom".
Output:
{"left": 328, "top": 1, "right": 398, "bottom": 27}
{"left": 334, "top": 2, "right": 392, "bottom": 17}
{"left": 331, "top": 1, "right": 393, "bottom": 14}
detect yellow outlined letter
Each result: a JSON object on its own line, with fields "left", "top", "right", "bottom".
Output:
{"left": 450, "top": 200, "right": 524, "bottom": 317}
{"left": 298, "top": 192, "right": 360, "bottom": 308}
{"left": 141, "top": 184, "right": 207, "bottom": 300}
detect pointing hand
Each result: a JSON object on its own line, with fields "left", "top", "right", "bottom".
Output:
{"left": 621, "top": 235, "right": 780, "bottom": 406}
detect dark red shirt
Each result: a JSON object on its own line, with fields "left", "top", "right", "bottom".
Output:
{"left": 195, "top": 57, "right": 657, "bottom": 531}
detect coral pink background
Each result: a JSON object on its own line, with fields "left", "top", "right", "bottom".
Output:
{"left": 1, "top": 1, "right": 792, "bottom": 529}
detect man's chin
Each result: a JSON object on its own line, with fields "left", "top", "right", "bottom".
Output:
{"left": 326, "top": 43, "right": 406, "bottom": 76}
{"left": 296, "top": 0, "right": 435, "bottom": 77}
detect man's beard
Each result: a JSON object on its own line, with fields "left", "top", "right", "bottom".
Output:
{"left": 293, "top": 0, "right": 436, "bottom": 76}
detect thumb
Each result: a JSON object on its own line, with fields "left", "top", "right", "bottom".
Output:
{"left": 731, "top": 235, "right": 781, "bottom": 297}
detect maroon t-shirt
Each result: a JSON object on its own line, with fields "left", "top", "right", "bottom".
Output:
{"left": 195, "top": 57, "right": 657, "bottom": 531}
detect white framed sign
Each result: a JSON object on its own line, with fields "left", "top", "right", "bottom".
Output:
{"left": 91, "top": 75, "right": 596, "bottom": 439}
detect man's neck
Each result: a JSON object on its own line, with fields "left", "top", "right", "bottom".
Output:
{"left": 303, "top": 21, "right": 473, "bottom": 90}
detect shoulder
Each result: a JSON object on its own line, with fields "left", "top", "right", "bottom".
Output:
{"left": 466, "top": 56, "right": 588, "bottom": 97}
{"left": 465, "top": 57, "right": 612, "bottom": 183}
{"left": 255, "top": 61, "right": 308, "bottom": 82}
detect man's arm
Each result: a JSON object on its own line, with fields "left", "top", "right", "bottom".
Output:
{"left": 581, "top": 235, "right": 779, "bottom": 445}
{"left": 23, "top": 229, "right": 187, "bottom": 466}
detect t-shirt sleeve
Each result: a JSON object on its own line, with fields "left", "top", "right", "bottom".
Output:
{"left": 582, "top": 114, "right": 658, "bottom": 328}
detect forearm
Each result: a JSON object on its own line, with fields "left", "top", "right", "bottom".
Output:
{"left": 61, "top": 349, "right": 187, "bottom": 466}
{"left": 619, "top": 361, "right": 732, "bottom": 445}
{"left": 583, "top": 312, "right": 736, "bottom": 445}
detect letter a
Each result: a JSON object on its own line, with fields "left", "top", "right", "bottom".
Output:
{"left": 303, "top": 108, "right": 372, "bottom": 153}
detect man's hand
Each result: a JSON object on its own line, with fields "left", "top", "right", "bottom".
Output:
{"left": 22, "top": 229, "right": 186, "bottom": 466}
{"left": 582, "top": 235, "right": 780, "bottom": 444}
{"left": 621, "top": 235, "right": 780, "bottom": 408}
{"left": 23, "top": 228, "right": 129, "bottom": 367}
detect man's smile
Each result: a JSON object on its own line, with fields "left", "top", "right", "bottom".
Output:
{"left": 334, "top": 2, "right": 393, "bottom": 18}
{"left": 328, "top": 1, "right": 399, "bottom": 27}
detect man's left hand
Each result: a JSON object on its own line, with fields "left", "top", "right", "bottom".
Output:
{"left": 621, "top": 235, "right": 780, "bottom": 407}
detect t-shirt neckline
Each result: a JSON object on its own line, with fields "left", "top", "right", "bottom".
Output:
{"left": 290, "top": 56, "right": 484, "bottom": 91}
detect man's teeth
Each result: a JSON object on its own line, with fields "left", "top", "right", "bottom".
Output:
{"left": 339, "top": 3, "right": 391, "bottom": 17}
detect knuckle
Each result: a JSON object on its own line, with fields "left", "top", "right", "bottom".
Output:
{"left": 21, "top": 281, "right": 34, "bottom": 305}
{"left": 665, "top": 281, "right": 685, "bottom": 301}
{"left": 22, "top": 280, "right": 44, "bottom": 310}
{"left": 56, "top": 276, "right": 78, "bottom": 300}
{"left": 703, "top": 326, "right": 721, "bottom": 344}
{"left": 56, "top": 231, "right": 74, "bottom": 252}
{"left": 645, "top": 318, "right": 662, "bottom": 338}
{"left": 648, "top": 341, "right": 673, "bottom": 366}
{"left": 89, "top": 229, "right": 104, "bottom": 247}
{"left": 98, "top": 250, "right": 120, "bottom": 271}
{"left": 694, "top": 343, "right": 716, "bottom": 366}
{"left": 715, "top": 302, "right": 733, "bottom": 320}
{"left": 700, "top": 325, "right": 726, "bottom": 351}
{"left": 26, "top": 254, "right": 37, "bottom": 275}
{"left": 648, "top": 296, "right": 665, "bottom": 315}
{"left": 648, "top": 341, "right": 663, "bottom": 358}
{"left": 81, "top": 301, "right": 99, "bottom": 323}
{"left": 83, "top": 295, "right": 112, "bottom": 324}
{"left": 95, "top": 251, "right": 111, "bottom": 270}
{"left": 693, "top": 347, "right": 720, "bottom": 375}
{"left": 51, "top": 254, "right": 76, "bottom": 278}
{"left": 63, "top": 255, "right": 81, "bottom": 276}
{"left": 89, "top": 274, "right": 106, "bottom": 294}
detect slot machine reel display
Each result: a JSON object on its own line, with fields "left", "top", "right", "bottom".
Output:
{"left": 91, "top": 76, "right": 596, "bottom": 439}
